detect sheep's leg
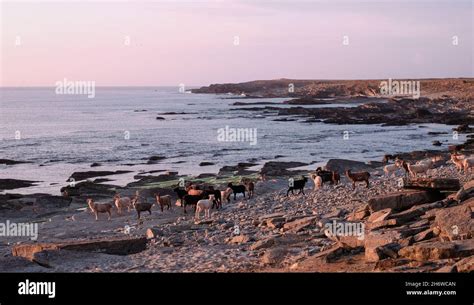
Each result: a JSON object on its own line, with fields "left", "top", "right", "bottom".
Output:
{"left": 148, "top": 209, "right": 152, "bottom": 215}
{"left": 95, "top": 212, "right": 98, "bottom": 221}
{"left": 161, "top": 205, "right": 164, "bottom": 212}
{"left": 352, "top": 182, "right": 355, "bottom": 190}
{"left": 366, "top": 180, "right": 370, "bottom": 188}
{"left": 107, "top": 211, "right": 111, "bottom": 220}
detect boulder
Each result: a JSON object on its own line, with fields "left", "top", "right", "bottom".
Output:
{"left": 367, "top": 190, "right": 441, "bottom": 213}
{"left": 260, "top": 161, "right": 307, "bottom": 176}
{"left": 364, "top": 230, "right": 403, "bottom": 262}
{"left": 325, "top": 159, "right": 375, "bottom": 173}
{"left": 261, "top": 247, "right": 287, "bottom": 265}
{"left": 265, "top": 217, "right": 286, "bottom": 229}
{"left": 282, "top": 216, "right": 318, "bottom": 232}
{"left": 433, "top": 200, "right": 474, "bottom": 241}
{"left": 388, "top": 200, "right": 444, "bottom": 223}
{"left": 403, "top": 178, "right": 460, "bottom": 191}
{"left": 0, "top": 179, "right": 39, "bottom": 191}
{"left": 146, "top": 227, "right": 165, "bottom": 239}
{"left": 454, "top": 256, "right": 474, "bottom": 272}
{"left": 346, "top": 205, "right": 370, "bottom": 221}
{"left": 249, "top": 238, "right": 276, "bottom": 251}
{"left": 398, "top": 239, "right": 474, "bottom": 261}
{"left": 367, "top": 208, "right": 392, "bottom": 223}
{"left": 12, "top": 236, "right": 148, "bottom": 259}
{"left": 67, "top": 170, "right": 132, "bottom": 181}
{"left": 228, "top": 235, "right": 251, "bottom": 244}
{"left": 455, "top": 180, "right": 474, "bottom": 202}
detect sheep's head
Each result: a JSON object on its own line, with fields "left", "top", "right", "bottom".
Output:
{"left": 227, "top": 182, "right": 233, "bottom": 187}
{"left": 208, "top": 194, "right": 215, "bottom": 201}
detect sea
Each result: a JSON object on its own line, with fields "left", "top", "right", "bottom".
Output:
{"left": 0, "top": 87, "right": 465, "bottom": 195}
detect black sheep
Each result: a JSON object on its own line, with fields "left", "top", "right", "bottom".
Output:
{"left": 286, "top": 176, "right": 308, "bottom": 196}
{"left": 182, "top": 194, "right": 203, "bottom": 214}
{"left": 227, "top": 183, "right": 246, "bottom": 200}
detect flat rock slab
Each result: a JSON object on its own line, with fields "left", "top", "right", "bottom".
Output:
{"left": 368, "top": 190, "right": 441, "bottom": 213}
{"left": 403, "top": 178, "right": 460, "bottom": 191}
{"left": 433, "top": 200, "right": 474, "bottom": 241}
{"left": 398, "top": 239, "right": 474, "bottom": 261}
{"left": 12, "top": 236, "right": 148, "bottom": 260}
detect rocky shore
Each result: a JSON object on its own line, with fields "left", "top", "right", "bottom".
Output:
{"left": 1, "top": 133, "right": 473, "bottom": 273}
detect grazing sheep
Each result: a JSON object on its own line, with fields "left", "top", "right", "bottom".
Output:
{"left": 310, "top": 174, "right": 323, "bottom": 190}
{"left": 155, "top": 193, "right": 172, "bottom": 212}
{"left": 113, "top": 194, "right": 132, "bottom": 215}
{"left": 195, "top": 195, "right": 215, "bottom": 220}
{"left": 345, "top": 170, "right": 370, "bottom": 190}
{"left": 221, "top": 187, "right": 233, "bottom": 204}
{"left": 286, "top": 176, "right": 308, "bottom": 196}
{"left": 131, "top": 196, "right": 153, "bottom": 219}
{"left": 86, "top": 198, "right": 112, "bottom": 221}
{"left": 227, "top": 183, "right": 246, "bottom": 200}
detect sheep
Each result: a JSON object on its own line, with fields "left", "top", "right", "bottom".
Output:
{"left": 188, "top": 188, "right": 204, "bottom": 196}
{"left": 403, "top": 161, "right": 430, "bottom": 178}
{"left": 221, "top": 187, "right": 233, "bottom": 204}
{"left": 195, "top": 195, "right": 215, "bottom": 220}
{"left": 113, "top": 194, "right": 132, "bottom": 215}
{"left": 345, "top": 170, "right": 370, "bottom": 190}
{"left": 227, "top": 183, "right": 246, "bottom": 200}
{"left": 173, "top": 186, "right": 187, "bottom": 201}
{"left": 315, "top": 167, "right": 339, "bottom": 185}
{"left": 383, "top": 160, "right": 402, "bottom": 177}
{"left": 203, "top": 188, "right": 222, "bottom": 209}
{"left": 182, "top": 194, "right": 203, "bottom": 214}
{"left": 451, "top": 154, "right": 466, "bottom": 172}
{"left": 131, "top": 196, "right": 153, "bottom": 219}
{"left": 286, "top": 176, "right": 308, "bottom": 196}
{"left": 86, "top": 198, "right": 112, "bottom": 221}
{"left": 155, "top": 193, "right": 172, "bottom": 212}
{"left": 310, "top": 174, "right": 323, "bottom": 190}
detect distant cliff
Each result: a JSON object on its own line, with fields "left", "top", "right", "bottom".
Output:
{"left": 192, "top": 78, "right": 474, "bottom": 101}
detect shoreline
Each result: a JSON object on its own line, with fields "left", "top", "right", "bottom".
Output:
{"left": 0, "top": 129, "right": 473, "bottom": 272}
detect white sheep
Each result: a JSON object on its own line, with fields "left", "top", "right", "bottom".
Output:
{"left": 195, "top": 195, "right": 215, "bottom": 220}
{"left": 221, "top": 188, "right": 233, "bottom": 204}
{"left": 406, "top": 162, "right": 430, "bottom": 178}
{"left": 310, "top": 174, "right": 323, "bottom": 190}
{"left": 383, "top": 160, "right": 402, "bottom": 177}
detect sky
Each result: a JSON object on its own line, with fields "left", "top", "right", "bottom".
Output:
{"left": 0, "top": 0, "right": 472, "bottom": 86}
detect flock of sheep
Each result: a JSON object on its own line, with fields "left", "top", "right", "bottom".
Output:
{"left": 85, "top": 152, "right": 473, "bottom": 221}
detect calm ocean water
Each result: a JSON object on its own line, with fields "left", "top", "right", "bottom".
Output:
{"left": 0, "top": 87, "right": 465, "bottom": 194}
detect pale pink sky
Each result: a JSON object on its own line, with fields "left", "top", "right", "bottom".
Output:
{"left": 1, "top": 0, "right": 472, "bottom": 86}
